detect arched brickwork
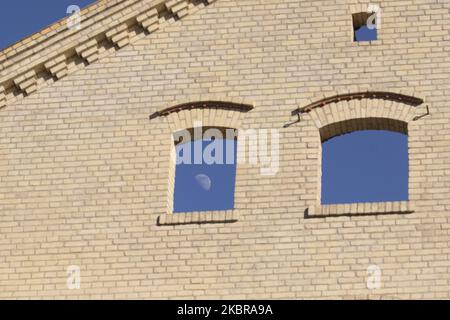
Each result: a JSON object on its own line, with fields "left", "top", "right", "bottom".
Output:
{"left": 154, "top": 98, "right": 253, "bottom": 225}
{"left": 320, "top": 118, "right": 407, "bottom": 142}
{"left": 153, "top": 97, "right": 253, "bottom": 133}
{"left": 302, "top": 91, "right": 423, "bottom": 139}
{"left": 303, "top": 90, "right": 424, "bottom": 216}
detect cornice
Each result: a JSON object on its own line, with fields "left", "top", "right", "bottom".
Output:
{"left": 0, "top": 0, "right": 217, "bottom": 109}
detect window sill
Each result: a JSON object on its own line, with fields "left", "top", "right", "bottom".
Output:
{"left": 352, "top": 39, "right": 382, "bottom": 46}
{"left": 307, "top": 201, "right": 414, "bottom": 218}
{"left": 157, "top": 210, "right": 237, "bottom": 226}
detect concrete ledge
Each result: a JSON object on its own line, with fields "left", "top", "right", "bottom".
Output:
{"left": 157, "top": 210, "right": 237, "bottom": 226}
{"left": 307, "top": 201, "right": 414, "bottom": 218}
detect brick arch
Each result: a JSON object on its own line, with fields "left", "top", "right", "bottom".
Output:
{"left": 151, "top": 97, "right": 254, "bottom": 133}
{"left": 303, "top": 90, "right": 423, "bottom": 213}
{"left": 320, "top": 118, "right": 407, "bottom": 142}
{"left": 301, "top": 91, "right": 424, "bottom": 139}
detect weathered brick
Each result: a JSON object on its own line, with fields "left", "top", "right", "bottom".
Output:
{"left": 0, "top": 0, "right": 448, "bottom": 300}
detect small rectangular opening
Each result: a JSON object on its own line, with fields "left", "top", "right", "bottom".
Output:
{"left": 352, "top": 12, "right": 378, "bottom": 42}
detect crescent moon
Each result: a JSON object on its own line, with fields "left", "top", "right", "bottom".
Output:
{"left": 195, "top": 174, "right": 212, "bottom": 191}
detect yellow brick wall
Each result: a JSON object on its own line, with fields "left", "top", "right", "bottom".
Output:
{"left": 0, "top": 0, "right": 449, "bottom": 299}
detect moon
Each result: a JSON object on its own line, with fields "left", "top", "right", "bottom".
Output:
{"left": 195, "top": 174, "right": 211, "bottom": 191}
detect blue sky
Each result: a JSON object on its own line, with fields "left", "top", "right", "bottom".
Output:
{"left": 0, "top": 1, "right": 379, "bottom": 48}
{"left": 174, "top": 139, "right": 237, "bottom": 213}
{"left": 1, "top": 2, "right": 408, "bottom": 210}
{"left": 322, "top": 130, "right": 408, "bottom": 204}
{"left": 0, "top": 1, "right": 97, "bottom": 50}
{"left": 354, "top": 25, "right": 378, "bottom": 42}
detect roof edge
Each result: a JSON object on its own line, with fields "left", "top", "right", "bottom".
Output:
{"left": 0, "top": 0, "right": 113, "bottom": 61}
{"left": 0, "top": 0, "right": 217, "bottom": 109}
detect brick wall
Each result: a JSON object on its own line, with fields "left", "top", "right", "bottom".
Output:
{"left": 0, "top": 0, "right": 449, "bottom": 299}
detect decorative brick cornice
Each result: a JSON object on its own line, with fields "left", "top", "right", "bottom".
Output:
{"left": 13, "top": 70, "right": 38, "bottom": 95}
{"left": 0, "top": 0, "right": 218, "bottom": 110}
{"left": 75, "top": 38, "right": 101, "bottom": 64}
{"left": 105, "top": 23, "right": 133, "bottom": 48}
{"left": 44, "top": 53, "right": 70, "bottom": 79}
{"left": 0, "top": 85, "right": 5, "bottom": 108}
{"left": 165, "top": 0, "right": 190, "bottom": 18}
{"left": 136, "top": 8, "right": 160, "bottom": 33}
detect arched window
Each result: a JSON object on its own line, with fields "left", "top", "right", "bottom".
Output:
{"left": 299, "top": 91, "right": 423, "bottom": 216}
{"left": 321, "top": 129, "right": 408, "bottom": 204}
{"left": 151, "top": 99, "right": 253, "bottom": 225}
